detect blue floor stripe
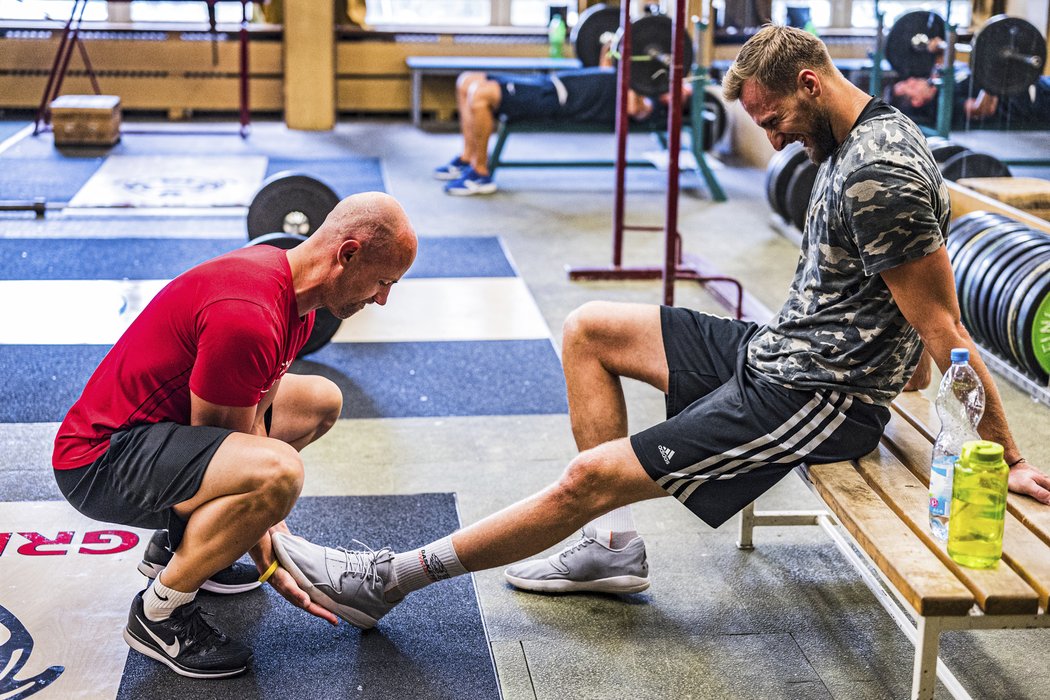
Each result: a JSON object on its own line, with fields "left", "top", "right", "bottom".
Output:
{"left": 0, "top": 156, "right": 104, "bottom": 202}
{"left": 264, "top": 158, "right": 385, "bottom": 197}
{"left": 0, "top": 121, "right": 29, "bottom": 145}
{"left": 0, "top": 340, "right": 567, "bottom": 423}
{"left": 0, "top": 236, "right": 515, "bottom": 280}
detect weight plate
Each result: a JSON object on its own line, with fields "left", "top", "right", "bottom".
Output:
{"left": 246, "top": 232, "right": 343, "bottom": 357}
{"left": 972, "top": 14, "right": 1047, "bottom": 97}
{"left": 1005, "top": 255, "right": 1050, "bottom": 370}
{"left": 981, "top": 234, "right": 1050, "bottom": 357}
{"left": 1012, "top": 268, "right": 1050, "bottom": 378}
{"left": 966, "top": 229, "right": 1047, "bottom": 345}
{"left": 247, "top": 171, "right": 340, "bottom": 241}
{"left": 951, "top": 223, "right": 1021, "bottom": 331}
{"left": 766, "top": 142, "right": 808, "bottom": 220}
{"left": 629, "top": 14, "right": 693, "bottom": 97}
{"left": 940, "top": 151, "right": 1012, "bottom": 181}
{"left": 946, "top": 211, "right": 1007, "bottom": 262}
{"left": 991, "top": 242, "right": 1050, "bottom": 360}
{"left": 699, "top": 89, "right": 728, "bottom": 150}
{"left": 765, "top": 146, "right": 794, "bottom": 215}
{"left": 785, "top": 159, "right": 818, "bottom": 232}
{"left": 571, "top": 3, "right": 621, "bottom": 67}
{"left": 929, "top": 141, "right": 967, "bottom": 165}
{"left": 885, "top": 10, "right": 946, "bottom": 78}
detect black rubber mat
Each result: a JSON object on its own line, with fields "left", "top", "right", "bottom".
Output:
{"left": 117, "top": 494, "right": 500, "bottom": 700}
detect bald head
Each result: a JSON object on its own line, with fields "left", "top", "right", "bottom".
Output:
{"left": 314, "top": 191, "right": 417, "bottom": 264}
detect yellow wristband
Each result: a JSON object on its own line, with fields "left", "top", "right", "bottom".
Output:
{"left": 258, "top": 560, "right": 280, "bottom": 584}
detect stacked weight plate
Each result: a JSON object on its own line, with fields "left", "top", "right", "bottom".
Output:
{"left": 947, "top": 211, "right": 1050, "bottom": 381}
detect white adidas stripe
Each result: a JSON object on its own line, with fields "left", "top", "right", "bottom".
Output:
{"left": 674, "top": 393, "right": 854, "bottom": 503}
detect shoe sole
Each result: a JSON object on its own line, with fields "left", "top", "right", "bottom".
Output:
{"left": 123, "top": 627, "right": 249, "bottom": 679}
{"left": 445, "top": 185, "right": 497, "bottom": 196}
{"left": 433, "top": 171, "right": 461, "bottom": 181}
{"left": 137, "top": 561, "right": 263, "bottom": 595}
{"left": 504, "top": 573, "right": 650, "bottom": 594}
{"left": 271, "top": 536, "right": 379, "bottom": 630}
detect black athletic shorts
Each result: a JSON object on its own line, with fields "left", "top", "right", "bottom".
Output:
{"left": 54, "top": 422, "right": 233, "bottom": 548}
{"left": 630, "top": 306, "right": 890, "bottom": 529}
{"left": 489, "top": 73, "right": 562, "bottom": 123}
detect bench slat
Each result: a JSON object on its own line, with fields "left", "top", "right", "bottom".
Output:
{"left": 882, "top": 410, "right": 1050, "bottom": 610}
{"left": 856, "top": 445, "right": 1039, "bottom": 615}
{"left": 892, "top": 392, "right": 1050, "bottom": 548}
{"left": 808, "top": 460, "right": 975, "bottom": 616}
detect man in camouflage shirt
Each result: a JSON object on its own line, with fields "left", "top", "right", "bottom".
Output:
{"left": 267, "top": 26, "right": 1050, "bottom": 623}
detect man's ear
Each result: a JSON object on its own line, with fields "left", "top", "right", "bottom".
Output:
{"left": 338, "top": 239, "right": 362, "bottom": 265}
{"left": 797, "top": 69, "right": 821, "bottom": 97}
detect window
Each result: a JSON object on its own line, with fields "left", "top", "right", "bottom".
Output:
{"left": 365, "top": 0, "right": 491, "bottom": 26}
{"left": 0, "top": 1, "right": 246, "bottom": 23}
{"left": 0, "top": 0, "right": 108, "bottom": 21}
{"left": 850, "top": 1, "right": 970, "bottom": 30}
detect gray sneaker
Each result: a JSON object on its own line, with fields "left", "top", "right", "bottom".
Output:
{"left": 503, "top": 528, "right": 650, "bottom": 594}
{"left": 271, "top": 533, "right": 401, "bottom": 629}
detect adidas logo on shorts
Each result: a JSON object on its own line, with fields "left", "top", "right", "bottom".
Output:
{"left": 658, "top": 445, "right": 675, "bottom": 464}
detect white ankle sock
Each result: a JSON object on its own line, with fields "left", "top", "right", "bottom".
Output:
{"left": 388, "top": 536, "right": 468, "bottom": 597}
{"left": 143, "top": 575, "right": 197, "bottom": 622}
{"left": 590, "top": 506, "right": 639, "bottom": 549}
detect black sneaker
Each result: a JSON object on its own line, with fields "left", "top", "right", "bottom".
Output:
{"left": 123, "top": 591, "right": 252, "bottom": 679}
{"left": 137, "top": 530, "right": 262, "bottom": 595}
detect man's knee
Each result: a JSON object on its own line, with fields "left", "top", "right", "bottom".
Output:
{"left": 254, "top": 440, "right": 305, "bottom": 515}
{"left": 563, "top": 301, "right": 619, "bottom": 354}
{"left": 554, "top": 447, "right": 623, "bottom": 513}
{"left": 310, "top": 376, "right": 342, "bottom": 433}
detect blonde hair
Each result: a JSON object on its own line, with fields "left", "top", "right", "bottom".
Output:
{"left": 722, "top": 24, "right": 834, "bottom": 102}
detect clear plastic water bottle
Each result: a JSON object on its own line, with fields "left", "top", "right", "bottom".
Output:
{"left": 929, "top": 348, "right": 985, "bottom": 540}
{"left": 948, "top": 440, "right": 1009, "bottom": 569}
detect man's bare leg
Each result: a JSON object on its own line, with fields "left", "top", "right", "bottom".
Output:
{"left": 464, "top": 79, "right": 502, "bottom": 176}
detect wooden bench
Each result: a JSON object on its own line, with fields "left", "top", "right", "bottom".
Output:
{"left": 405, "top": 56, "right": 583, "bottom": 127}
{"left": 739, "top": 390, "right": 1050, "bottom": 699}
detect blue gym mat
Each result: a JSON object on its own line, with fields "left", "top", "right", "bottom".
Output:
{"left": 113, "top": 494, "right": 500, "bottom": 700}
{"left": 0, "top": 338, "right": 567, "bottom": 423}
{"left": 0, "top": 236, "right": 516, "bottom": 280}
{"left": 0, "top": 121, "right": 29, "bottom": 145}
{"left": 0, "top": 155, "right": 384, "bottom": 204}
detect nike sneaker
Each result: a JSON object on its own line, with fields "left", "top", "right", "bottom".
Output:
{"left": 137, "top": 529, "right": 262, "bottom": 595}
{"left": 503, "top": 527, "right": 650, "bottom": 594}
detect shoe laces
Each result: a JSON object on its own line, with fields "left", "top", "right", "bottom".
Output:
{"left": 560, "top": 537, "right": 595, "bottom": 558}
{"left": 333, "top": 540, "right": 394, "bottom": 591}
{"left": 169, "top": 604, "right": 225, "bottom": 652}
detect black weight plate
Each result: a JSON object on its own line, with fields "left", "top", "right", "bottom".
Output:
{"left": 946, "top": 211, "right": 1007, "bottom": 262}
{"left": 885, "top": 10, "right": 945, "bottom": 78}
{"left": 940, "top": 151, "right": 1012, "bottom": 181}
{"left": 990, "top": 243, "right": 1050, "bottom": 360}
{"left": 1013, "top": 269, "right": 1050, "bottom": 379}
{"left": 1005, "top": 255, "right": 1050, "bottom": 370}
{"left": 950, "top": 225, "right": 1012, "bottom": 332}
{"left": 764, "top": 146, "right": 794, "bottom": 214}
{"left": 929, "top": 141, "right": 967, "bottom": 164}
{"left": 247, "top": 171, "right": 340, "bottom": 241}
{"left": 700, "top": 90, "right": 728, "bottom": 150}
{"left": 571, "top": 3, "right": 621, "bottom": 67}
{"left": 767, "top": 142, "right": 808, "bottom": 220}
{"left": 629, "top": 14, "right": 693, "bottom": 97}
{"left": 246, "top": 232, "right": 343, "bottom": 357}
{"left": 785, "top": 159, "right": 818, "bottom": 232}
{"left": 955, "top": 223, "right": 1029, "bottom": 337}
{"left": 972, "top": 14, "right": 1047, "bottom": 97}
{"left": 966, "top": 229, "right": 1047, "bottom": 345}
{"left": 979, "top": 234, "right": 1050, "bottom": 354}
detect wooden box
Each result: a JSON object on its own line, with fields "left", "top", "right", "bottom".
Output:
{"left": 957, "top": 176, "right": 1050, "bottom": 221}
{"left": 50, "top": 94, "right": 121, "bottom": 146}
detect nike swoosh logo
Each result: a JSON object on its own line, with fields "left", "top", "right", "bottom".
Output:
{"left": 136, "top": 615, "right": 180, "bottom": 657}
{"left": 155, "top": 593, "right": 169, "bottom": 601}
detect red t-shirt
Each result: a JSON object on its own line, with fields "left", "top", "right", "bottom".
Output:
{"left": 53, "top": 245, "right": 314, "bottom": 470}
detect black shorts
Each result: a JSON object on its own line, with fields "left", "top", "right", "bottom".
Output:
{"left": 490, "top": 73, "right": 562, "bottom": 123}
{"left": 54, "top": 422, "right": 233, "bottom": 548}
{"left": 630, "top": 307, "right": 889, "bottom": 529}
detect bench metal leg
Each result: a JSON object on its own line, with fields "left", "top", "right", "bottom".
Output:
{"left": 488, "top": 122, "right": 510, "bottom": 177}
{"left": 737, "top": 502, "right": 756, "bottom": 550}
{"left": 912, "top": 617, "right": 942, "bottom": 700}
{"left": 411, "top": 70, "right": 422, "bottom": 128}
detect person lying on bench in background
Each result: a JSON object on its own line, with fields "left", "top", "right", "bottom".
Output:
{"left": 434, "top": 66, "right": 689, "bottom": 196}
{"left": 889, "top": 74, "right": 1050, "bottom": 130}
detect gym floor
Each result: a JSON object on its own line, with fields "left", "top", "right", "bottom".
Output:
{"left": 3, "top": 116, "right": 1050, "bottom": 699}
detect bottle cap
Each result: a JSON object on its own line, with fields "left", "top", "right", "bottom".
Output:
{"left": 950, "top": 348, "right": 969, "bottom": 363}
{"left": 961, "top": 440, "right": 1004, "bottom": 466}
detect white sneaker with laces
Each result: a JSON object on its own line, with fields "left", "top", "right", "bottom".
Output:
{"left": 503, "top": 527, "right": 649, "bottom": 594}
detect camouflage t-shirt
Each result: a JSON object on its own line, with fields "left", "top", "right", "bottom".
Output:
{"left": 746, "top": 100, "right": 950, "bottom": 404}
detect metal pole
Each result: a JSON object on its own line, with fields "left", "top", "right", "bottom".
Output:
{"left": 662, "top": 0, "right": 687, "bottom": 306}
{"left": 611, "top": 1, "right": 632, "bottom": 268}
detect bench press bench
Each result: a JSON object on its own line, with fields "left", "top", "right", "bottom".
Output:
{"left": 740, "top": 390, "right": 1050, "bottom": 699}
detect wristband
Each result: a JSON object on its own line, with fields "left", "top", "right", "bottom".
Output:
{"left": 1009, "top": 457, "right": 1028, "bottom": 468}
{"left": 258, "top": 560, "right": 280, "bottom": 584}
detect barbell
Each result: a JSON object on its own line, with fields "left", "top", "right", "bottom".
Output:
{"left": 886, "top": 11, "right": 1046, "bottom": 97}
{"left": 571, "top": 4, "right": 694, "bottom": 97}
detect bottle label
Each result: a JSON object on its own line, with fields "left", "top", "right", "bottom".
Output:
{"left": 929, "top": 455, "right": 956, "bottom": 518}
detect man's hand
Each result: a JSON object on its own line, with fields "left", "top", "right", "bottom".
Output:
{"left": 252, "top": 523, "right": 339, "bottom": 625}
{"left": 903, "top": 349, "right": 932, "bottom": 391}
{"left": 1008, "top": 461, "right": 1050, "bottom": 505}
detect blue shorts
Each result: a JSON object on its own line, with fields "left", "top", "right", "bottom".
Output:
{"left": 489, "top": 73, "right": 562, "bottom": 123}
{"left": 630, "top": 307, "right": 890, "bottom": 529}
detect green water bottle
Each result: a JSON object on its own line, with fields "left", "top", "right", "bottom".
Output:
{"left": 947, "top": 440, "right": 1009, "bottom": 569}
{"left": 548, "top": 15, "right": 566, "bottom": 59}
